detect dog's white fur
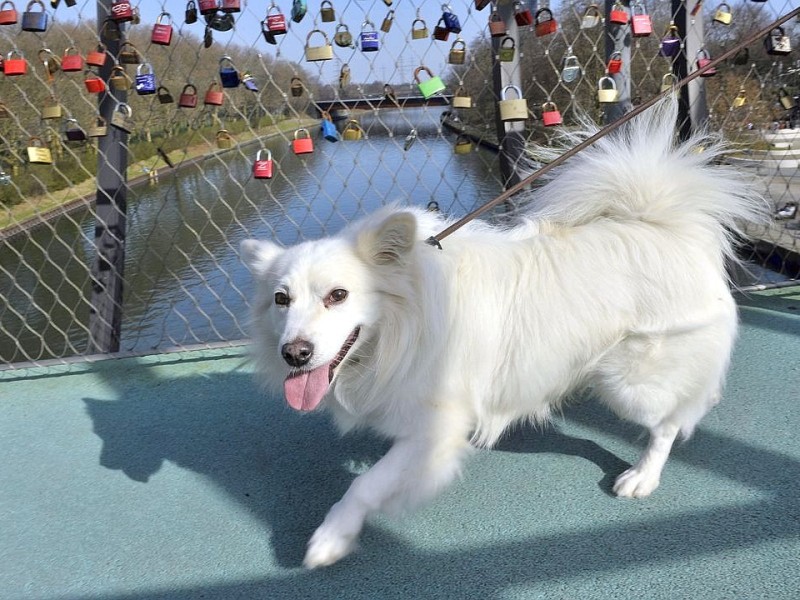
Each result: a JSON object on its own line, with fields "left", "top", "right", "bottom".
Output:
{"left": 241, "top": 99, "right": 766, "bottom": 568}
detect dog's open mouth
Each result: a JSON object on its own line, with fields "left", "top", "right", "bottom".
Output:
{"left": 283, "top": 327, "right": 361, "bottom": 412}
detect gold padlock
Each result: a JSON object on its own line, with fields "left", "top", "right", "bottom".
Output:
{"left": 290, "top": 77, "right": 303, "bottom": 97}
{"left": 449, "top": 38, "right": 466, "bottom": 65}
{"left": 498, "top": 85, "right": 528, "bottom": 122}
{"left": 452, "top": 85, "right": 472, "bottom": 109}
{"left": 779, "top": 87, "right": 794, "bottom": 110}
{"left": 342, "top": 119, "right": 363, "bottom": 141}
{"left": 27, "top": 137, "right": 53, "bottom": 164}
{"left": 660, "top": 72, "right": 677, "bottom": 93}
{"left": 380, "top": 9, "right": 394, "bottom": 33}
{"left": 110, "top": 103, "right": 134, "bottom": 133}
{"left": 597, "top": 76, "right": 619, "bottom": 103}
{"left": 320, "top": 0, "right": 335, "bottom": 22}
{"left": 305, "top": 30, "right": 333, "bottom": 62}
{"left": 42, "top": 96, "right": 62, "bottom": 120}
{"left": 454, "top": 134, "right": 472, "bottom": 155}
{"left": 732, "top": 89, "right": 747, "bottom": 108}
{"left": 339, "top": 64, "right": 351, "bottom": 89}
{"left": 110, "top": 65, "right": 132, "bottom": 90}
{"left": 38, "top": 48, "right": 61, "bottom": 79}
{"left": 118, "top": 41, "right": 142, "bottom": 65}
{"left": 713, "top": 3, "right": 732, "bottom": 25}
{"left": 87, "top": 116, "right": 108, "bottom": 138}
{"left": 216, "top": 129, "right": 234, "bottom": 149}
{"left": 411, "top": 18, "right": 428, "bottom": 40}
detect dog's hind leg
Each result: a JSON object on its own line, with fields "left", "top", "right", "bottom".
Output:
{"left": 304, "top": 427, "right": 471, "bottom": 568}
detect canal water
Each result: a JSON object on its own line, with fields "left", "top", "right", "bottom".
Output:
{"left": 0, "top": 107, "right": 505, "bottom": 364}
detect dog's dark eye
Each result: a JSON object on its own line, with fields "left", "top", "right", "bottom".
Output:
{"left": 274, "top": 291, "right": 290, "bottom": 307}
{"left": 325, "top": 288, "right": 348, "bottom": 306}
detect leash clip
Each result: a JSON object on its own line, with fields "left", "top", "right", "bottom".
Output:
{"left": 425, "top": 236, "right": 442, "bottom": 250}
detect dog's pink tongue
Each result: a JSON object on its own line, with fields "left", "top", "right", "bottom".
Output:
{"left": 284, "top": 364, "right": 331, "bottom": 412}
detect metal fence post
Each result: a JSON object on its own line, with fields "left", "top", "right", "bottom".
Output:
{"left": 491, "top": 0, "right": 530, "bottom": 189}
{"left": 672, "top": 0, "right": 709, "bottom": 140}
{"left": 87, "top": 0, "right": 128, "bottom": 354}
{"left": 603, "top": 0, "right": 632, "bottom": 123}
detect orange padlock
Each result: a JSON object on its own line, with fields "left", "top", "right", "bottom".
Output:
{"left": 292, "top": 128, "right": 314, "bottom": 155}
{"left": 534, "top": 7, "right": 557, "bottom": 37}
{"left": 203, "top": 81, "right": 224, "bottom": 106}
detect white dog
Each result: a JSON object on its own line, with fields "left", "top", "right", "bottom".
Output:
{"left": 241, "top": 99, "right": 765, "bottom": 568}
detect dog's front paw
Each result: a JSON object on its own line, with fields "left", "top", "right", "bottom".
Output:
{"left": 303, "top": 524, "right": 358, "bottom": 569}
{"left": 613, "top": 466, "right": 660, "bottom": 498}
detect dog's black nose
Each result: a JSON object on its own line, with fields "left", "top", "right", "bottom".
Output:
{"left": 282, "top": 340, "right": 314, "bottom": 367}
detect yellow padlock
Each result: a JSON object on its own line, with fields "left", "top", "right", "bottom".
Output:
{"left": 216, "top": 129, "right": 234, "bottom": 149}
{"left": 498, "top": 85, "right": 528, "bottom": 122}
{"left": 110, "top": 65, "right": 132, "bottom": 91}
{"left": 732, "top": 89, "right": 747, "bottom": 108}
{"left": 27, "top": 137, "right": 53, "bottom": 164}
{"left": 660, "top": 72, "right": 677, "bottom": 94}
{"left": 87, "top": 116, "right": 108, "bottom": 138}
{"left": 42, "top": 96, "right": 62, "bottom": 119}
{"left": 597, "top": 76, "right": 619, "bottom": 103}
{"left": 713, "top": 3, "right": 732, "bottom": 25}
{"left": 342, "top": 119, "right": 363, "bottom": 141}
{"left": 454, "top": 134, "right": 472, "bottom": 154}
{"left": 452, "top": 86, "right": 472, "bottom": 109}
{"left": 411, "top": 18, "right": 428, "bottom": 40}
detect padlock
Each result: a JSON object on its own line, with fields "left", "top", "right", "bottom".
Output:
{"left": 87, "top": 115, "right": 108, "bottom": 138}
{"left": 454, "top": 134, "right": 472, "bottom": 154}
{"left": 110, "top": 102, "right": 134, "bottom": 133}
{"left": 334, "top": 23, "right": 352, "bottom": 47}
{"left": 3, "top": 50, "right": 26, "bottom": 76}
{"left": 60, "top": 47, "right": 83, "bottom": 72}
{"left": 713, "top": 3, "right": 732, "bottom": 25}
{"left": 220, "top": 0, "right": 240, "bottom": 12}
{"left": 118, "top": 42, "right": 142, "bottom": 65}
{"left": 696, "top": 48, "right": 716, "bottom": 77}
{"left": 135, "top": 63, "right": 157, "bottom": 95}
{"left": 219, "top": 56, "right": 240, "bottom": 88}
{"left": 86, "top": 44, "right": 107, "bottom": 68}
{"left": 100, "top": 17, "right": 121, "bottom": 41}
{"left": 266, "top": 4, "right": 287, "bottom": 34}
{"left": 261, "top": 20, "right": 276, "bottom": 45}
{"left": 292, "top": 128, "right": 313, "bottom": 154}
{"left": 64, "top": 118, "right": 87, "bottom": 142}
{"left": 380, "top": 9, "right": 394, "bottom": 33}
{"left": 541, "top": 101, "right": 562, "bottom": 127}
{"left": 216, "top": 129, "right": 234, "bottom": 149}
{"left": 384, "top": 83, "right": 398, "bottom": 104}
{"left": 342, "top": 119, "right": 363, "bottom": 141}
{"left": 199, "top": 0, "right": 217, "bottom": 15}
{"left": 765, "top": 27, "right": 791, "bottom": 56}
{"left": 488, "top": 10, "right": 505, "bottom": 37}
{"left": 779, "top": 88, "right": 795, "bottom": 110}
{"left": 452, "top": 86, "right": 472, "bottom": 109}
{"left": 597, "top": 76, "right": 619, "bottom": 103}
{"left": 0, "top": 0, "right": 17, "bottom": 25}
{"left": 253, "top": 149, "right": 274, "bottom": 178}
{"left": 84, "top": 72, "right": 106, "bottom": 93}
{"left": 305, "top": 29, "right": 333, "bottom": 61}
{"left": 321, "top": 112, "right": 338, "bottom": 142}
{"left": 320, "top": 0, "right": 334, "bottom": 22}
{"left": 178, "top": 84, "right": 198, "bottom": 108}
{"left": 660, "top": 23, "right": 681, "bottom": 57}
{"left": 441, "top": 4, "right": 461, "bottom": 33}
{"left": 514, "top": 1, "right": 533, "bottom": 26}
{"left": 607, "top": 51, "right": 622, "bottom": 74}
{"left": 561, "top": 53, "right": 581, "bottom": 83}
{"left": 42, "top": 96, "right": 62, "bottom": 119}
{"left": 185, "top": 0, "right": 198, "bottom": 24}
{"left": 291, "top": 0, "right": 306, "bottom": 23}
{"left": 498, "top": 36, "right": 515, "bottom": 62}
{"left": 26, "top": 137, "right": 52, "bottom": 164}
{"left": 608, "top": 1, "right": 628, "bottom": 25}
{"left": 630, "top": 1, "right": 652, "bottom": 37}
{"left": 449, "top": 38, "right": 466, "bottom": 65}
{"left": 110, "top": 66, "right": 132, "bottom": 91}
{"left": 534, "top": 7, "right": 557, "bottom": 37}
{"left": 204, "top": 81, "right": 224, "bottom": 105}
{"left": 659, "top": 72, "right": 677, "bottom": 93}
{"left": 432, "top": 17, "right": 450, "bottom": 42}
{"left": 38, "top": 48, "right": 60, "bottom": 79}
{"left": 242, "top": 72, "right": 258, "bottom": 92}
{"left": 290, "top": 77, "right": 303, "bottom": 97}
{"left": 414, "top": 66, "right": 446, "bottom": 99}
{"left": 21, "top": 0, "right": 47, "bottom": 31}
{"left": 360, "top": 21, "right": 379, "bottom": 52}
{"left": 110, "top": 0, "right": 133, "bottom": 21}
{"left": 411, "top": 17, "right": 428, "bottom": 40}
{"left": 339, "top": 64, "right": 350, "bottom": 89}
{"left": 733, "top": 89, "right": 747, "bottom": 108}
{"left": 157, "top": 85, "right": 174, "bottom": 104}
{"left": 580, "top": 4, "right": 601, "bottom": 29}
{"left": 498, "top": 84, "right": 528, "bottom": 122}
{"left": 151, "top": 12, "right": 174, "bottom": 46}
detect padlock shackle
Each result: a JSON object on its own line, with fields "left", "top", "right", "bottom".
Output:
{"left": 294, "top": 128, "right": 310, "bottom": 140}
{"left": 306, "top": 29, "right": 330, "bottom": 44}
{"left": 598, "top": 76, "right": 617, "bottom": 90}
{"left": 501, "top": 84, "right": 523, "bottom": 100}
{"left": 500, "top": 36, "right": 515, "bottom": 48}
{"left": 156, "top": 11, "right": 171, "bottom": 23}
{"left": 413, "top": 65, "right": 434, "bottom": 82}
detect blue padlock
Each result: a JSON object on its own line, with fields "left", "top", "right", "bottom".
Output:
{"left": 321, "top": 113, "right": 338, "bottom": 142}
{"left": 441, "top": 3, "right": 461, "bottom": 33}
{"left": 219, "top": 55, "right": 240, "bottom": 88}
{"left": 135, "top": 63, "right": 157, "bottom": 95}
{"left": 242, "top": 72, "right": 258, "bottom": 92}
{"left": 21, "top": 0, "right": 48, "bottom": 32}
{"left": 360, "top": 21, "right": 379, "bottom": 52}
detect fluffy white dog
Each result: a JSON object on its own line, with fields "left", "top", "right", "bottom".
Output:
{"left": 241, "top": 99, "right": 765, "bottom": 568}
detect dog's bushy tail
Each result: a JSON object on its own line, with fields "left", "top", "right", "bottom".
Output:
{"left": 523, "top": 97, "right": 769, "bottom": 265}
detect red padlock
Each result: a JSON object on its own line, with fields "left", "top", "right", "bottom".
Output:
{"left": 534, "top": 7, "right": 557, "bottom": 37}
{"left": 151, "top": 12, "right": 173, "bottom": 46}
{"left": 607, "top": 51, "right": 622, "bottom": 74}
{"left": 0, "top": 0, "right": 18, "bottom": 25}
{"left": 696, "top": 49, "right": 716, "bottom": 77}
{"left": 178, "top": 84, "right": 198, "bottom": 108}
{"left": 292, "top": 128, "right": 314, "bottom": 155}
{"left": 266, "top": 5, "right": 287, "bottom": 34}
{"left": 84, "top": 72, "right": 106, "bottom": 93}
{"left": 61, "top": 47, "right": 83, "bottom": 72}
{"left": 541, "top": 101, "right": 562, "bottom": 127}
{"left": 86, "top": 44, "right": 107, "bottom": 68}
{"left": 253, "top": 149, "right": 273, "bottom": 179}
{"left": 631, "top": 2, "right": 652, "bottom": 37}
{"left": 110, "top": 0, "right": 133, "bottom": 22}
{"left": 203, "top": 81, "right": 224, "bottom": 106}
{"left": 220, "top": 0, "right": 240, "bottom": 13}
{"left": 513, "top": 1, "right": 533, "bottom": 26}
{"left": 3, "top": 50, "right": 27, "bottom": 76}
{"left": 199, "top": 0, "right": 217, "bottom": 15}
{"left": 609, "top": 1, "right": 628, "bottom": 25}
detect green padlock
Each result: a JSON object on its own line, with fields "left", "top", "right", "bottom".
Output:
{"left": 414, "top": 65, "right": 446, "bottom": 99}
{"left": 499, "top": 36, "right": 516, "bottom": 62}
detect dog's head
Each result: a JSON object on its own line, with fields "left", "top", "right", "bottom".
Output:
{"left": 241, "top": 210, "right": 418, "bottom": 412}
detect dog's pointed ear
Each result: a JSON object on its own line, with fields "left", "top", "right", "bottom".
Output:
{"left": 358, "top": 212, "right": 417, "bottom": 265}
{"left": 240, "top": 239, "right": 282, "bottom": 274}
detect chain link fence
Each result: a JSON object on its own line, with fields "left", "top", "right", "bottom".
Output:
{"left": 0, "top": 0, "right": 798, "bottom": 368}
